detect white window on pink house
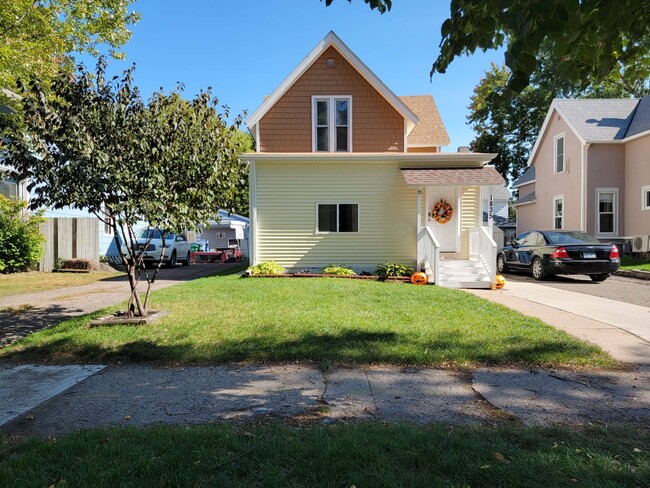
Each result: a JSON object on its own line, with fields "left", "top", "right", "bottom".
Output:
{"left": 554, "top": 134, "right": 565, "bottom": 174}
{"left": 642, "top": 185, "right": 650, "bottom": 211}
{"left": 596, "top": 188, "right": 618, "bottom": 236}
{"left": 553, "top": 195, "right": 564, "bottom": 230}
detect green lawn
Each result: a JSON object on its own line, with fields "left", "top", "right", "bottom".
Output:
{"left": 620, "top": 256, "right": 650, "bottom": 271}
{"left": 1, "top": 423, "right": 647, "bottom": 488}
{"left": 0, "top": 271, "right": 121, "bottom": 299}
{"left": 0, "top": 273, "right": 616, "bottom": 368}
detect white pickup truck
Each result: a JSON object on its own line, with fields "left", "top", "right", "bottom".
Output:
{"left": 126, "top": 229, "right": 191, "bottom": 268}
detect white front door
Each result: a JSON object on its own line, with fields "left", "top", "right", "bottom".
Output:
{"left": 427, "top": 187, "right": 459, "bottom": 252}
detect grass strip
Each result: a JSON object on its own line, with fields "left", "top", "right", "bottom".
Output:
{"left": 1, "top": 423, "right": 647, "bottom": 488}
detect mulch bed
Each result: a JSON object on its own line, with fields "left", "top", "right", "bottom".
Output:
{"left": 248, "top": 273, "right": 411, "bottom": 281}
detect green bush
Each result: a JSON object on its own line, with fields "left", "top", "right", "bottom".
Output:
{"left": 374, "top": 262, "right": 413, "bottom": 278}
{"left": 57, "top": 258, "right": 99, "bottom": 271}
{"left": 0, "top": 195, "right": 45, "bottom": 273}
{"left": 248, "top": 261, "right": 285, "bottom": 275}
{"left": 322, "top": 265, "right": 356, "bottom": 276}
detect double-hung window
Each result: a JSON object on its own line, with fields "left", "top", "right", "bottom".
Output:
{"left": 317, "top": 203, "right": 358, "bottom": 233}
{"left": 554, "top": 134, "right": 565, "bottom": 174}
{"left": 313, "top": 96, "right": 351, "bottom": 152}
{"left": 642, "top": 185, "right": 650, "bottom": 211}
{"left": 596, "top": 188, "right": 617, "bottom": 236}
{"left": 553, "top": 195, "right": 564, "bottom": 230}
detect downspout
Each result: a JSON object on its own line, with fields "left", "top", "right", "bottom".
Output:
{"left": 581, "top": 144, "right": 589, "bottom": 232}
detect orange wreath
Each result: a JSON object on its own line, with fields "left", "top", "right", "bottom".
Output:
{"left": 433, "top": 199, "right": 453, "bottom": 224}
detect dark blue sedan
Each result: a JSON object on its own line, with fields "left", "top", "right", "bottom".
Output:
{"left": 496, "top": 230, "right": 620, "bottom": 282}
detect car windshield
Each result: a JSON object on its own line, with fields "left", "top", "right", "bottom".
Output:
{"left": 544, "top": 231, "right": 600, "bottom": 245}
{"left": 136, "top": 229, "right": 175, "bottom": 240}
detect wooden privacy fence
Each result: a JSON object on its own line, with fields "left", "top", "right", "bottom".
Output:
{"left": 39, "top": 217, "right": 99, "bottom": 271}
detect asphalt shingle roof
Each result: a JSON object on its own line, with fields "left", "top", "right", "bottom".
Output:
{"left": 401, "top": 166, "right": 505, "bottom": 186}
{"left": 399, "top": 95, "right": 450, "bottom": 147}
{"left": 554, "top": 98, "right": 640, "bottom": 141}
{"left": 512, "top": 192, "right": 536, "bottom": 206}
{"left": 512, "top": 166, "right": 535, "bottom": 187}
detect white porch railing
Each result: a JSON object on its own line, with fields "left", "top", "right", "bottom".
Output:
{"left": 469, "top": 226, "right": 497, "bottom": 286}
{"left": 417, "top": 227, "right": 440, "bottom": 284}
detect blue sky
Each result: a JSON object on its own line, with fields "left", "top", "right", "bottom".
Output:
{"left": 88, "top": 0, "right": 504, "bottom": 150}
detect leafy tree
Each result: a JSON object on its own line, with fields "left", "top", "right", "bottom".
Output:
{"left": 327, "top": 0, "right": 650, "bottom": 97}
{"left": 228, "top": 130, "right": 254, "bottom": 217}
{"left": 2, "top": 59, "right": 246, "bottom": 316}
{"left": 469, "top": 43, "right": 644, "bottom": 183}
{"left": 0, "top": 195, "right": 45, "bottom": 273}
{"left": 0, "top": 0, "right": 139, "bottom": 94}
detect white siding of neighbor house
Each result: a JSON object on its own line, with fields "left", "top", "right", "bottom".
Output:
{"left": 255, "top": 160, "right": 418, "bottom": 270}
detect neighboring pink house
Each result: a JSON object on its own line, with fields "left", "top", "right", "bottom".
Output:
{"left": 514, "top": 98, "right": 650, "bottom": 252}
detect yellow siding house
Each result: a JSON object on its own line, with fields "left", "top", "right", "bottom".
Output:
{"left": 241, "top": 32, "right": 505, "bottom": 288}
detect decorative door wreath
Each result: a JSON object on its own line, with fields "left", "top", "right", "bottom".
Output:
{"left": 432, "top": 199, "right": 454, "bottom": 224}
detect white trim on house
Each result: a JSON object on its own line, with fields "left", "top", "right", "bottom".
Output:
{"left": 512, "top": 198, "right": 536, "bottom": 207}
{"left": 642, "top": 185, "right": 650, "bottom": 211}
{"left": 511, "top": 179, "right": 535, "bottom": 189}
{"left": 311, "top": 96, "right": 353, "bottom": 153}
{"left": 240, "top": 152, "right": 497, "bottom": 164}
{"left": 526, "top": 104, "right": 587, "bottom": 167}
{"left": 255, "top": 124, "right": 260, "bottom": 153}
{"left": 314, "top": 202, "right": 360, "bottom": 234}
{"left": 553, "top": 133, "right": 565, "bottom": 174}
{"left": 553, "top": 194, "right": 564, "bottom": 230}
{"left": 249, "top": 160, "right": 257, "bottom": 265}
{"left": 595, "top": 188, "right": 618, "bottom": 237}
{"left": 245, "top": 31, "right": 419, "bottom": 135}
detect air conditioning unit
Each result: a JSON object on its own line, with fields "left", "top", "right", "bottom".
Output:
{"left": 632, "top": 235, "right": 650, "bottom": 252}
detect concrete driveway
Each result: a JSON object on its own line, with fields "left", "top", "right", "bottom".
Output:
{"left": 469, "top": 277, "right": 650, "bottom": 365}
{"left": 0, "top": 262, "right": 245, "bottom": 347}
{"left": 500, "top": 271, "right": 650, "bottom": 308}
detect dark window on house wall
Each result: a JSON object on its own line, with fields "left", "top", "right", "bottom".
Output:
{"left": 317, "top": 204, "right": 358, "bottom": 232}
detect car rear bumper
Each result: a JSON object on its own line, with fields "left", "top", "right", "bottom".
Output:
{"left": 546, "top": 259, "right": 619, "bottom": 275}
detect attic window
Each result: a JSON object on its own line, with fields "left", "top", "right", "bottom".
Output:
{"left": 312, "top": 96, "right": 352, "bottom": 152}
{"left": 326, "top": 58, "right": 336, "bottom": 68}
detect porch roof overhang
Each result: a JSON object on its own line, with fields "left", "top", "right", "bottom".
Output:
{"left": 401, "top": 166, "right": 505, "bottom": 187}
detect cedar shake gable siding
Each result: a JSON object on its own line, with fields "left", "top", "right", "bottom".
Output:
{"left": 259, "top": 47, "right": 404, "bottom": 153}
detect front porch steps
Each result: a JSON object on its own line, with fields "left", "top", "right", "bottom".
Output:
{"left": 437, "top": 259, "right": 491, "bottom": 289}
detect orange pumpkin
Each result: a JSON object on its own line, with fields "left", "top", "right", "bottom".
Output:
{"left": 495, "top": 274, "right": 506, "bottom": 289}
{"left": 411, "top": 272, "right": 428, "bottom": 285}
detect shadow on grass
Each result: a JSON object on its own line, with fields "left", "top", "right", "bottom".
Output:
{"left": 97, "top": 261, "right": 248, "bottom": 284}
{"left": 0, "top": 327, "right": 611, "bottom": 368}
{"left": 0, "top": 421, "right": 648, "bottom": 488}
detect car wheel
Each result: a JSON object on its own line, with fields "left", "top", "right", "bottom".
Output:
{"left": 531, "top": 257, "right": 546, "bottom": 281}
{"left": 589, "top": 273, "right": 609, "bottom": 282}
{"left": 182, "top": 251, "right": 191, "bottom": 267}
{"left": 496, "top": 254, "right": 508, "bottom": 273}
{"left": 166, "top": 250, "right": 177, "bottom": 268}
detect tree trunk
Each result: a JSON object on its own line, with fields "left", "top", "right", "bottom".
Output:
{"left": 127, "top": 266, "right": 147, "bottom": 317}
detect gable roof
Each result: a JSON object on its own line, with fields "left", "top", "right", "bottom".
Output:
{"left": 527, "top": 96, "right": 650, "bottom": 166}
{"left": 399, "top": 95, "right": 450, "bottom": 147}
{"left": 245, "top": 31, "right": 419, "bottom": 135}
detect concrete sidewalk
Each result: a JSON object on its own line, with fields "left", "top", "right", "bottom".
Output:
{"left": 468, "top": 280, "right": 650, "bottom": 365}
{"left": 1, "top": 364, "right": 648, "bottom": 437}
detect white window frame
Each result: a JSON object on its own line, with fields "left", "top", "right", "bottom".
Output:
{"left": 311, "top": 96, "right": 352, "bottom": 153}
{"left": 553, "top": 194, "right": 564, "bottom": 230}
{"left": 595, "top": 188, "right": 618, "bottom": 237}
{"left": 642, "top": 185, "right": 650, "bottom": 211}
{"left": 315, "top": 202, "right": 360, "bottom": 234}
{"left": 553, "top": 133, "right": 565, "bottom": 174}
